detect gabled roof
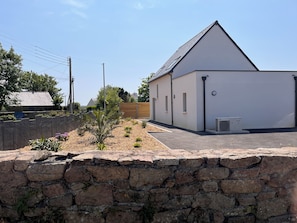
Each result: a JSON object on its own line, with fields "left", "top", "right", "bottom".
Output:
{"left": 150, "top": 20, "right": 258, "bottom": 82}
{"left": 87, "top": 98, "right": 97, "bottom": 107}
{"left": 9, "top": 92, "right": 54, "bottom": 107}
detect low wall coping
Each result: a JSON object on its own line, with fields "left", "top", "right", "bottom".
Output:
{"left": 2, "top": 147, "right": 297, "bottom": 164}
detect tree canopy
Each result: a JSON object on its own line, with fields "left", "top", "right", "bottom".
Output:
{"left": 138, "top": 73, "right": 154, "bottom": 102}
{"left": 19, "top": 71, "right": 63, "bottom": 109}
{"left": 0, "top": 44, "right": 22, "bottom": 110}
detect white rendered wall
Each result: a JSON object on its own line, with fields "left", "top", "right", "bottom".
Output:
{"left": 172, "top": 72, "right": 198, "bottom": 131}
{"left": 149, "top": 74, "right": 172, "bottom": 125}
{"left": 173, "top": 24, "right": 257, "bottom": 79}
{"left": 195, "top": 71, "right": 296, "bottom": 131}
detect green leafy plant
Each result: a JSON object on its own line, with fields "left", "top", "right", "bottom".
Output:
{"left": 135, "top": 137, "right": 142, "bottom": 142}
{"left": 132, "top": 120, "right": 138, "bottom": 125}
{"left": 124, "top": 126, "right": 132, "bottom": 133}
{"left": 97, "top": 143, "right": 106, "bottom": 150}
{"left": 133, "top": 142, "right": 141, "bottom": 148}
{"left": 124, "top": 133, "right": 130, "bottom": 137}
{"left": 29, "top": 138, "right": 61, "bottom": 152}
{"left": 142, "top": 120, "right": 147, "bottom": 128}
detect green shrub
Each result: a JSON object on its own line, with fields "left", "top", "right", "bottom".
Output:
{"left": 124, "top": 133, "right": 130, "bottom": 137}
{"left": 29, "top": 138, "right": 61, "bottom": 152}
{"left": 97, "top": 143, "right": 106, "bottom": 150}
{"left": 135, "top": 137, "right": 142, "bottom": 142}
{"left": 124, "top": 126, "right": 132, "bottom": 133}
{"left": 133, "top": 142, "right": 141, "bottom": 148}
{"left": 142, "top": 120, "right": 147, "bottom": 128}
{"left": 0, "top": 114, "right": 16, "bottom": 121}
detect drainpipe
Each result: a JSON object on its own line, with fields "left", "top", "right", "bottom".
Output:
{"left": 293, "top": 75, "right": 297, "bottom": 127}
{"left": 201, "top": 76, "right": 208, "bottom": 131}
{"left": 170, "top": 74, "right": 174, "bottom": 125}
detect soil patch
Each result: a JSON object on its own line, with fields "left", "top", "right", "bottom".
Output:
{"left": 19, "top": 119, "right": 168, "bottom": 152}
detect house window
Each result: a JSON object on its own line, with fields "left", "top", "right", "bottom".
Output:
{"left": 183, "top": 92, "right": 187, "bottom": 113}
{"left": 157, "top": 84, "right": 159, "bottom": 98}
{"left": 165, "top": 96, "right": 168, "bottom": 112}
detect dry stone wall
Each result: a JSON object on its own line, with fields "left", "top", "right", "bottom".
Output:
{"left": 0, "top": 115, "right": 80, "bottom": 150}
{"left": 0, "top": 148, "right": 297, "bottom": 223}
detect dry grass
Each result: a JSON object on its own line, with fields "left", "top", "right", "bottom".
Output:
{"left": 20, "top": 119, "right": 168, "bottom": 152}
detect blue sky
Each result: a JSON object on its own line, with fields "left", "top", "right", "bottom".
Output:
{"left": 0, "top": 0, "right": 296, "bottom": 106}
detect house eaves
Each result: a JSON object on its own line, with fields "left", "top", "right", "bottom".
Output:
{"left": 149, "top": 20, "right": 259, "bottom": 83}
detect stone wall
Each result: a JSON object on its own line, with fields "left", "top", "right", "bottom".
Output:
{"left": 0, "top": 115, "right": 81, "bottom": 150}
{"left": 0, "top": 148, "right": 297, "bottom": 222}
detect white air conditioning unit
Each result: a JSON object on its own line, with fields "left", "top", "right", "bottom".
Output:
{"left": 216, "top": 117, "right": 242, "bottom": 132}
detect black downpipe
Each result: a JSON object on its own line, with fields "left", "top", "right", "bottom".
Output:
{"left": 201, "top": 76, "right": 208, "bottom": 131}
{"left": 293, "top": 76, "right": 297, "bottom": 128}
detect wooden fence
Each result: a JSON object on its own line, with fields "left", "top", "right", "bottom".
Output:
{"left": 119, "top": 102, "right": 150, "bottom": 119}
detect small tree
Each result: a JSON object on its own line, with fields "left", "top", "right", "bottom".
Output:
{"left": 0, "top": 44, "right": 22, "bottom": 110}
{"left": 138, "top": 73, "right": 154, "bottom": 102}
{"left": 96, "top": 85, "right": 122, "bottom": 121}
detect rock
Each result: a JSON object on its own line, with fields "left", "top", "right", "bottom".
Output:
{"left": 87, "top": 166, "right": 129, "bottom": 182}
{"left": 26, "top": 162, "right": 66, "bottom": 181}
{"left": 221, "top": 180, "right": 262, "bottom": 194}
{"left": 75, "top": 184, "right": 113, "bottom": 206}
{"left": 256, "top": 198, "right": 289, "bottom": 219}
{"left": 129, "top": 168, "right": 171, "bottom": 188}
{"left": 197, "top": 167, "right": 230, "bottom": 180}
{"left": 202, "top": 181, "right": 218, "bottom": 192}
{"left": 64, "top": 165, "right": 91, "bottom": 183}
{"left": 220, "top": 156, "right": 261, "bottom": 169}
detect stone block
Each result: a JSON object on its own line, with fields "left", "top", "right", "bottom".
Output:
{"left": 152, "top": 209, "right": 191, "bottom": 223}
{"left": 202, "top": 181, "right": 218, "bottom": 192}
{"left": 43, "top": 183, "right": 66, "bottom": 198}
{"left": 179, "top": 158, "right": 204, "bottom": 168}
{"left": 260, "top": 156, "right": 297, "bottom": 175}
{"left": 230, "top": 168, "right": 259, "bottom": 179}
{"left": 75, "top": 184, "right": 113, "bottom": 206}
{"left": 49, "top": 193, "right": 73, "bottom": 207}
{"left": 64, "top": 165, "right": 91, "bottom": 183}
{"left": 0, "top": 171, "right": 27, "bottom": 189}
{"left": 256, "top": 198, "right": 289, "bottom": 219}
{"left": 197, "top": 167, "right": 230, "bottom": 180}
{"left": 129, "top": 168, "right": 171, "bottom": 188}
{"left": 106, "top": 210, "right": 142, "bottom": 223}
{"left": 208, "top": 193, "right": 235, "bottom": 210}
{"left": 170, "top": 184, "right": 200, "bottom": 196}
{"left": 26, "top": 162, "right": 66, "bottom": 181}
{"left": 192, "top": 194, "right": 211, "bottom": 208}
{"left": 87, "top": 166, "right": 129, "bottom": 182}
{"left": 227, "top": 215, "right": 255, "bottom": 223}
{"left": 14, "top": 153, "right": 34, "bottom": 171}
{"left": 64, "top": 211, "right": 105, "bottom": 223}
{"left": 175, "top": 169, "right": 194, "bottom": 185}
{"left": 237, "top": 195, "right": 256, "bottom": 206}
{"left": 220, "top": 156, "right": 261, "bottom": 169}
{"left": 221, "top": 180, "right": 262, "bottom": 194}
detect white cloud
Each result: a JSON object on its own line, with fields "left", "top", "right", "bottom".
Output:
{"left": 61, "top": 0, "right": 92, "bottom": 19}
{"left": 62, "top": 0, "right": 87, "bottom": 9}
{"left": 133, "top": 0, "right": 158, "bottom": 10}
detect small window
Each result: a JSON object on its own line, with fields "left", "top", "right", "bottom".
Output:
{"left": 183, "top": 92, "right": 187, "bottom": 113}
{"left": 157, "top": 84, "right": 159, "bottom": 98}
{"left": 165, "top": 96, "right": 168, "bottom": 112}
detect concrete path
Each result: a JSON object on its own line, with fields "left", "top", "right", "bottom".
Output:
{"left": 148, "top": 122, "right": 297, "bottom": 151}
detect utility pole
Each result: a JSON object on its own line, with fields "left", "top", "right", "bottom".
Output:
{"left": 102, "top": 63, "right": 106, "bottom": 112}
{"left": 68, "top": 57, "right": 73, "bottom": 114}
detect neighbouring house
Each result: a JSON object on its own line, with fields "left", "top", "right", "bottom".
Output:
{"left": 87, "top": 98, "right": 97, "bottom": 107}
{"left": 7, "top": 91, "right": 54, "bottom": 112}
{"left": 149, "top": 20, "right": 297, "bottom": 133}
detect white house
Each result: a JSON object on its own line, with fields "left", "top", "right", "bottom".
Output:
{"left": 149, "top": 21, "right": 297, "bottom": 132}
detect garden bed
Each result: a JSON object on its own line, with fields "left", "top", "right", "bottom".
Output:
{"left": 19, "top": 119, "right": 168, "bottom": 152}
